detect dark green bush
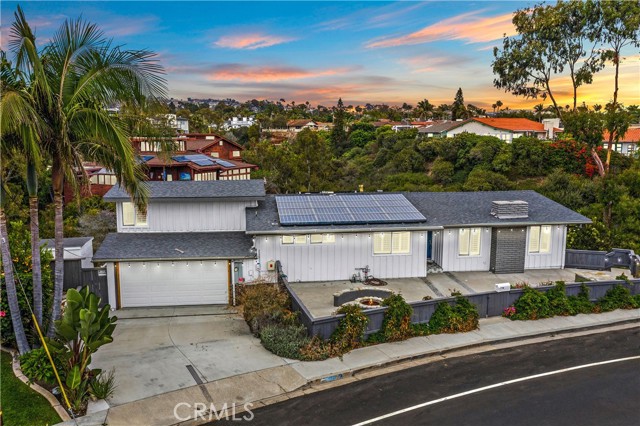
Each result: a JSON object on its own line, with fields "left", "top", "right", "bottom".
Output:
{"left": 331, "top": 304, "right": 369, "bottom": 353}
{"left": 546, "top": 282, "right": 572, "bottom": 316}
{"left": 90, "top": 369, "right": 117, "bottom": 400}
{"left": 259, "top": 324, "right": 310, "bottom": 359}
{"left": 428, "top": 297, "right": 479, "bottom": 334}
{"left": 597, "top": 285, "right": 638, "bottom": 312}
{"left": 19, "top": 347, "right": 60, "bottom": 385}
{"left": 567, "top": 284, "right": 594, "bottom": 315}
{"left": 377, "top": 294, "right": 413, "bottom": 342}
{"left": 511, "top": 287, "right": 551, "bottom": 320}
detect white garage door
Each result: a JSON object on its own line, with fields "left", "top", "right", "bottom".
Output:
{"left": 119, "top": 260, "right": 228, "bottom": 307}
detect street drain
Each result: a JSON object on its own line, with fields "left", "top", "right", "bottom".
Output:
{"left": 186, "top": 364, "right": 204, "bottom": 385}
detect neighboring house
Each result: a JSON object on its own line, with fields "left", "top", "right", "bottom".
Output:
{"left": 222, "top": 116, "right": 257, "bottom": 130}
{"left": 446, "top": 118, "right": 549, "bottom": 142}
{"left": 64, "top": 165, "right": 118, "bottom": 203}
{"left": 603, "top": 127, "right": 639, "bottom": 157}
{"left": 418, "top": 121, "right": 459, "bottom": 137}
{"left": 94, "top": 181, "right": 265, "bottom": 308}
{"left": 94, "top": 180, "right": 590, "bottom": 308}
{"left": 287, "top": 119, "right": 318, "bottom": 132}
{"left": 150, "top": 114, "right": 189, "bottom": 133}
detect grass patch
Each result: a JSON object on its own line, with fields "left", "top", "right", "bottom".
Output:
{"left": 1, "top": 350, "right": 62, "bottom": 426}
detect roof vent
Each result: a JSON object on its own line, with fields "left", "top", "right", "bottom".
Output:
{"left": 491, "top": 200, "right": 528, "bottom": 219}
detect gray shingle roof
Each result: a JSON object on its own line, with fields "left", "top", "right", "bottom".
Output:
{"left": 403, "top": 190, "right": 590, "bottom": 227}
{"left": 418, "top": 121, "right": 460, "bottom": 134}
{"left": 246, "top": 190, "right": 590, "bottom": 233}
{"left": 41, "top": 237, "right": 93, "bottom": 249}
{"left": 103, "top": 180, "right": 265, "bottom": 201}
{"left": 93, "top": 232, "right": 255, "bottom": 261}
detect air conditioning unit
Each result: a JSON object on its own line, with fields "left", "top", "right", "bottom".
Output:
{"left": 266, "top": 260, "right": 276, "bottom": 271}
{"left": 495, "top": 283, "right": 511, "bottom": 292}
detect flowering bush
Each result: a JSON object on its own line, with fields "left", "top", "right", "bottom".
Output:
{"left": 502, "top": 306, "right": 517, "bottom": 317}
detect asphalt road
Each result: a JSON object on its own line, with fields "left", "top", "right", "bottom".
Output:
{"left": 218, "top": 327, "right": 640, "bottom": 426}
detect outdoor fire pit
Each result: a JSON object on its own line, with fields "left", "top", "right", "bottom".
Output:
{"left": 352, "top": 296, "right": 384, "bottom": 309}
{"left": 333, "top": 287, "right": 393, "bottom": 306}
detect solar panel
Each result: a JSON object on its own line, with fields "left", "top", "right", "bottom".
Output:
{"left": 276, "top": 193, "right": 426, "bottom": 226}
{"left": 213, "top": 159, "right": 236, "bottom": 168}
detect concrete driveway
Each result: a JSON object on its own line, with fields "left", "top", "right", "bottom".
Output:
{"left": 92, "top": 307, "right": 289, "bottom": 406}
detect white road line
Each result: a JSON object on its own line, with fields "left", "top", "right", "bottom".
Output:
{"left": 351, "top": 355, "right": 640, "bottom": 426}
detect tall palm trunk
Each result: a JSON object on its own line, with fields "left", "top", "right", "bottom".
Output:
{"left": 0, "top": 208, "right": 31, "bottom": 354}
{"left": 604, "top": 53, "right": 621, "bottom": 174}
{"left": 27, "top": 162, "right": 43, "bottom": 327}
{"left": 47, "top": 164, "right": 64, "bottom": 337}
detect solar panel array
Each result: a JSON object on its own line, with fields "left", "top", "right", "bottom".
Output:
{"left": 276, "top": 193, "right": 426, "bottom": 226}
{"left": 171, "top": 154, "right": 236, "bottom": 169}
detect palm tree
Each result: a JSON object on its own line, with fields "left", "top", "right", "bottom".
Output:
{"left": 495, "top": 100, "right": 503, "bottom": 112}
{"left": 533, "top": 104, "right": 545, "bottom": 122}
{"left": 9, "top": 7, "right": 166, "bottom": 334}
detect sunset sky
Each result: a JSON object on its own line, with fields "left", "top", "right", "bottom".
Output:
{"left": 2, "top": 1, "right": 638, "bottom": 109}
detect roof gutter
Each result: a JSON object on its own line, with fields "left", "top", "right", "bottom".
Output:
{"left": 245, "top": 225, "right": 444, "bottom": 235}
{"left": 93, "top": 255, "right": 257, "bottom": 262}
{"left": 440, "top": 220, "right": 592, "bottom": 228}
{"left": 104, "top": 196, "right": 265, "bottom": 203}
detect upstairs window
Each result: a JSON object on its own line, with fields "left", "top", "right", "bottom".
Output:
{"left": 529, "top": 226, "right": 551, "bottom": 253}
{"left": 310, "top": 234, "right": 335, "bottom": 244}
{"left": 122, "top": 202, "right": 147, "bottom": 227}
{"left": 459, "top": 228, "right": 481, "bottom": 256}
{"left": 232, "top": 150, "right": 241, "bottom": 157}
{"left": 282, "top": 235, "right": 306, "bottom": 245}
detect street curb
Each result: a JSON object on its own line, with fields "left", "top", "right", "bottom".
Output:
{"left": 303, "top": 316, "right": 640, "bottom": 387}
{"left": 1, "top": 346, "right": 72, "bottom": 422}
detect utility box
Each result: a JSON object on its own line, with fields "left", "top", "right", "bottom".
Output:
{"left": 266, "top": 260, "right": 276, "bottom": 271}
{"left": 495, "top": 283, "right": 511, "bottom": 292}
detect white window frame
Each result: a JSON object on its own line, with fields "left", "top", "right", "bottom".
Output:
{"left": 281, "top": 235, "right": 307, "bottom": 245}
{"left": 310, "top": 234, "right": 335, "bottom": 244}
{"left": 232, "top": 150, "right": 241, "bottom": 157}
{"left": 373, "top": 232, "right": 411, "bottom": 255}
{"left": 121, "top": 202, "right": 148, "bottom": 227}
{"left": 458, "top": 228, "right": 481, "bottom": 257}
{"left": 529, "top": 225, "right": 552, "bottom": 254}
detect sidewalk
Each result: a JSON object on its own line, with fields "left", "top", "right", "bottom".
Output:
{"left": 57, "top": 309, "right": 640, "bottom": 426}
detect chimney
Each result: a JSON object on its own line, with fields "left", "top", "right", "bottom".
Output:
{"left": 491, "top": 200, "right": 529, "bottom": 219}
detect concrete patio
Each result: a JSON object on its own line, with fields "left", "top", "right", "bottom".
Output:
{"left": 290, "top": 268, "right": 631, "bottom": 318}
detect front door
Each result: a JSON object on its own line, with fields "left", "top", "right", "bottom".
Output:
{"left": 427, "top": 231, "right": 433, "bottom": 260}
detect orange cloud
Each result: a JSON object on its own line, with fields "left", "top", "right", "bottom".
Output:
{"left": 367, "top": 11, "right": 516, "bottom": 48}
{"left": 213, "top": 33, "right": 294, "bottom": 50}
{"left": 207, "top": 64, "right": 351, "bottom": 82}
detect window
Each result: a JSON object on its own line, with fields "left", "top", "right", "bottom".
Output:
{"left": 282, "top": 235, "right": 306, "bottom": 245}
{"left": 210, "top": 152, "right": 220, "bottom": 158}
{"left": 374, "top": 232, "right": 411, "bottom": 255}
{"left": 529, "top": 225, "right": 552, "bottom": 253}
{"left": 459, "top": 228, "right": 481, "bottom": 256}
{"left": 232, "top": 150, "right": 241, "bottom": 157}
{"left": 122, "top": 202, "right": 147, "bottom": 227}
{"left": 310, "top": 234, "right": 335, "bottom": 244}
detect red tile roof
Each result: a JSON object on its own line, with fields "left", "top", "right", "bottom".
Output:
{"left": 471, "top": 117, "right": 546, "bottom": 132}
{"left": 603, "top": 127, "right": 640, "bottom": 143}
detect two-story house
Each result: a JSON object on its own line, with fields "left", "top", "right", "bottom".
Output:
{"left": 94, "top": 180, "right": 590, "bottom": 309}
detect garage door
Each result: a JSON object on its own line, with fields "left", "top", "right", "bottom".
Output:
{"left": 119, "top": 260, "right": 228, "bottom": 307}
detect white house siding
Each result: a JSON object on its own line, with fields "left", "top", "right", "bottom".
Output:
{"left": 255, "top": 231, "right": 427, "bottom": 282}
{"left": 80, "top": 241, "right": 94, "bottom": 268}
{"left": 447, "top": 122, "right": 514, "bottom": 142}
{"left": 106, "top": 262, "right": 116, "bottom": 308}
{"left": 524, "top": 225, "right": 567, "bottom": 269}
{"left": 438, "top": 227, "right": 492, "bottom": 272}
{"left": 116, "top": 200, "right": 257, "bottom": 233}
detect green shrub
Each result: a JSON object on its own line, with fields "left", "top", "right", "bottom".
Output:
{"left": 298, "top": 336, "right": 332, "bottom": 361}
{"left": 428, "top": 297, "right": 479, "bottom": 334}
{"left": 331, "top": 304, "right": 369, "bottom": 354}
{"left": 597, "top": 285, "right": 638, "bottom": 312}
{"left": 377, "top": 294, "right": 413, "bottom": 342}
{"left": 239, "top": 283, "right": 291, "bottom": 334}
{"left": 90, "top": 369, "right": 117, "bottom": 400}
{"left": 259, "top": 324, "right": 310, "bottom": 359}
{"left": 546, "top": 282, "right": 572, "bottom": 316}
{"left": 511, "top": 287, "right": 551, "bottom": 320}
{"left": 19, "top": 348, "right": 60, "bottom": 386}
{"left": 567, "top": 284, "right": 594, "bottom": 315}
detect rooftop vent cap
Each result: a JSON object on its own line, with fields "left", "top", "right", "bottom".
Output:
{"left": 491, "top": 200, "right": 529, "bottom": 219}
